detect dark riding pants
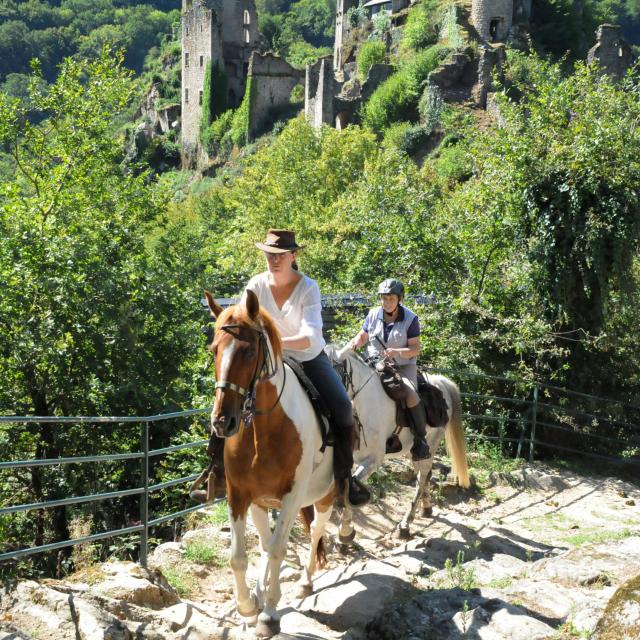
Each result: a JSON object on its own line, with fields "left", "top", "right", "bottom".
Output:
{"left": 300, "top": 350, "right": 354, "bottom": 483}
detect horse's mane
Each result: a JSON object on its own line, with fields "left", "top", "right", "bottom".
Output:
{"left": 215, "top": 304, "right": 283, "bottom": 361}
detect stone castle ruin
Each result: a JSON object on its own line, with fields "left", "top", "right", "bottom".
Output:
{"left": 178, "top": 0, "right": 636, "bottom": 160}
{"left": 587, "top": 24, "right": 636, "bottom": 80}
{"left": 181, "top": 0, "right": 259, "bottom": 155}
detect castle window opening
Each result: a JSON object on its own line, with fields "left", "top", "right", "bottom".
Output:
{"left": 185, "top": 25, "right": 189, "bottom": 36}
{"left": 185, "top": 52, "right": 190, "bottom": 67}
{"left": 200, "top": 55, "right": 204, "bottom": 67}
{"left": 243, "top": 62, "right": 249, "bottom": 76}
{"left": 244, "top": 27, "right": 250, "bottom": 44}
{"left": 200, "top": 23, "right": 203, "bottom": 32}
{"left": 489, "top": 18, "right": 501, "bottom": 41}
{"left": 199, "top": 90, "right": 203, "bottom": 105}
{"left": 185, "top": 88, "right": 189, "bottom": 103}
{"left": 619, "top": 47, "right": 623, "bottom": 57}
{"left": 243, "top": 10, "right": 250, "bottom": 25}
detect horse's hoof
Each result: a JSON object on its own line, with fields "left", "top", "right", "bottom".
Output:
{"left": 255, "top": 612, "right": 280, "bottom": 639}
{"left": 339, "top": 529, "right": 356, "bottom": 545}
{"left": 422, "top": 507, "right": 433, "bottom": 518}
{"left": 237, "top": 593, "right": 259, "bottom": 618}
{"left": 296, "top": 582, "right": 314, "bottom": 599}
{"left": 397, "top": 526, "right": 411, "bottom": 540}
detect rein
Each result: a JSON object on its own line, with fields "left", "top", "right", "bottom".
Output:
{"left": 214, "top": 322, "right": 285, "bottom": 423}
{"left": 339, "top": 354, "right": 376, "bottom": 401}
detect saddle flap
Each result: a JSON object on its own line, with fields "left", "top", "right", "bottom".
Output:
{"left": 283, "top": 356, "right": 332, "bottom": 449}
{"left": 418, "top": 372, "right": 449, "bottom": 428}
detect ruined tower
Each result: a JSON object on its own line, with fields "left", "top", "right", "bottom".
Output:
{"left": 587, "top": 24, "right": 636, "bottom": 80}
{"left": 181, "top": 0, "right": 258, "bottom": 155}
{"left": 334, "top": 0, "right": 359, "bottom": 72}
{"left": 471, "top": 0, "right": 513, "bottom": 43}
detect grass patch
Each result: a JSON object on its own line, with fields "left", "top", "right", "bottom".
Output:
{"left": 467, "top": 439, "right": 525, "bottom": 487}
{"left": 565, "top": 527, "right": 637, "bottom": 547}
{"left": 438, "top": 550, "right": 477, "bottom": 591}
{"left": 484, "top": 576, "right": 514, "bottom": 589}
{"left": 368, "top": 467, "right": 401, "bottom": 501}
{"left": 162, "top": 564, "right": 199, "bottom": 598}
{"left": 184, "top": 539, "right": 225, "bottom": 566}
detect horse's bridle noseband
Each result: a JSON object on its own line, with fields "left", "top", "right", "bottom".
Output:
{"left": 213, "top": 322, "right": 285, "bottom": 423}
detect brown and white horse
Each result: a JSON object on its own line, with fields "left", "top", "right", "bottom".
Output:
{"left": 205, "top": 291, "right": 336, "bottom": 639}
{"left": 326, "top": 344, "right": 470, "bottom": 540}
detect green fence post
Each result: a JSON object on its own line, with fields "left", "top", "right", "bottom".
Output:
{"left": 139, "top": 421, "right": 150, "bottom": 568}
{"left": 529, "top": 385, "right": 538, "bottom": 463}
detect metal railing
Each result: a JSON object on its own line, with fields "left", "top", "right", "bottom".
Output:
{"left": 2, "top": 370, "right": 639, "bottom": 569}
{"left": 427, "top": 367, "right": 640, "bottom": 469}
{"left": 0, "top": 409, "right": 213, "bottom": 568}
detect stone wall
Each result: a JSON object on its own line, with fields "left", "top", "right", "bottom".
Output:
{"left": 247, "top": 52, "right": 304, "bottom": 140}
{"left": 587, "top": 24, "right": 636, "bottom": 80}
{"left": 305, "top": 57, "right": 335, "bottom": 128}
{"left": 181, "top": 0, "right": 222, "bottom": 153}
{"left": 471, "top": 0, "right": 513, "bottom": 42}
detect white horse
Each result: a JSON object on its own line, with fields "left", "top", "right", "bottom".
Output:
{"left": 326, "top": 344, "right": 470, "bottom": 540}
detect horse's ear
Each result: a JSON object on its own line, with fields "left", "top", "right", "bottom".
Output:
{"left": 204, "top": 291, "right": 223, "bottom": 319}
{"left": 245, "top": 289, "right": 260, "bottom": 320}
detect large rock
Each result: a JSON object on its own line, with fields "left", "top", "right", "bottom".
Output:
{"left": 92, "top": 561, "right": 180, "bottom": 609}
{"left": 593, "top": 574, "right": 640, "bottom": 640}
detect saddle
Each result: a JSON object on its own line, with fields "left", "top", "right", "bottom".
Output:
{"left": 283, "top": 356, "right": 333, "bottom": 451}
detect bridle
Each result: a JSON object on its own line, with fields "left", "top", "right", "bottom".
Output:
{"left": 333, "top": 351, "right": 376, "bottom": 401}
{"left": 213, "top": 322, "right": 286, "bottom": 424}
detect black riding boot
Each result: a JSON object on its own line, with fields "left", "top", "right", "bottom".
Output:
{"left": 333, "top": 427, "right": 371, "bottom": 508}
{"left": 189, "top": 433, "right": 226, "bottom": 503}
{"left": 408, "top": 403, "right": 430, "bottom": 461}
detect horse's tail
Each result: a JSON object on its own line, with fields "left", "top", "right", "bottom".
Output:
{"left": 299, "top": 506, "right": 327, "bottom": 569}
{"left": 441, "top": 377, "right": 471, "bottom": 489}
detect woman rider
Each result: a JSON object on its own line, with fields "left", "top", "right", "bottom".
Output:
{"left": 201, "top": 229, "right": 370, "bottom": 508}
{"left": 347, "top": 278, "right": 430, "bottom": 461}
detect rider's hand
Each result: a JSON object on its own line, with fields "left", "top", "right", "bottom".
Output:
{"left": 348, "top": 339, "right": 357, "bottom": 351}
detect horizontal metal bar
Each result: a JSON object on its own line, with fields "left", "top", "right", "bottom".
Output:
{"left": 535, "top": 400, "right": 640, "bottom": 432}
{"left": 149, "top": 474, "right": 200, "bottom": 494}
{"left": 0, "top": 451, "right": 144, "bottom": 470}
{"left": 0, "top": 524, "right": 144, "bottom": 563}
{"left": 0, "top": 487, "right": 145, "bottom": 516}
{"left": 533, "top": 439, "right": 640, "bottom": 465}
{"left": 0, "top": 408, "right": 210, "bottom": 424}
{"left": 427, "top": 367, "right": 640, "bottom": 411}
{"left": 148, "top": 440, "right": 208, "bottom": 458}
{"left": 148, "top": 501, "right": 222, "bottom": 528}
{"left": 461, "top": 391, "right": 529, "bottom": 405}
{"left": 463, "top": 413, "right": 525, "bottom": 425}
{"left": 532, "top": 419, "right": 640, "bottom": 446}
{"left": 466, "top": 433, "right": 524, "bottom": 444}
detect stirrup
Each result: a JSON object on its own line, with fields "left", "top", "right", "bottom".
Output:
{"left": 410, "top": 438, "right": 430, "bottom": 462}
{"left": 189, "top": 469, "right": 226, "bottom": 503}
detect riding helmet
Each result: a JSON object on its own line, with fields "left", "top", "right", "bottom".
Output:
{"left": 377, "top": 278, "right": 404, "bottom": 299}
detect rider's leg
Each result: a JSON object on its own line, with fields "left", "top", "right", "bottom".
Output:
{"left": 190, "top": 433, "right": 226, "bottom": 502}
{"left": 399, "top": 365, "right": 430, "bottom": 462}
{"left": 301, "top": 351, "right": 370, "bottom": 507}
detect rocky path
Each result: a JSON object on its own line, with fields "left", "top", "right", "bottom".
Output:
{"left": 2, "top": 461, "right": 640, "bottom": 639}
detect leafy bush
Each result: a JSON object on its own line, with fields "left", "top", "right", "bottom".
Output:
{"left": 230, "top": 77, "right": 254, "bottom": 146}
{"left": 370, "top": 11, "right": 392, "bottom": 40}
{"left": 357, "top": 40, "right": 386, "bottom": 80}
{"left": 290, "top": 83, "right": 305, "bottom": 103}
{"left": 362, "top": 44, "right": 451, "bottom": 133}
{"left": 401, "top": 0, "right": 440, "bottom": 52}
{"left": 361, "top": 71, "right": 416, "bottom": 133}
{"left": 418, "top": 82, "right": 443, "bottom": 130}
{"left": 346, "top": 3, "right": 367, "bottom": 28}
{"left": 432, "top": 144, "right": 472, "bottom": 183}
{"left": 383, "top": 122, "right": 431, "bottom": 155}
{"left": 286, "top": 41, "right": 332, "bottom": 69}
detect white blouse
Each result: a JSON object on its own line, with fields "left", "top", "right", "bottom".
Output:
{"left": 245, "top": 271, "right": 326, "bottom": 362}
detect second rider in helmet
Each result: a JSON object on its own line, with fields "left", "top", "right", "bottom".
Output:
{"left": 348, "top": 279, "right": 430, "bottom": 461}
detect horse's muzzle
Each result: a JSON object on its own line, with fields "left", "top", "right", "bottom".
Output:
{"left": 211, "top": 413, "right": 239, "bottom": 438}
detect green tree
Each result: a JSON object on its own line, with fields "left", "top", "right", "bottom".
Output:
{"left": 0, "top": 49, "right": 201, "bottom": 571}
